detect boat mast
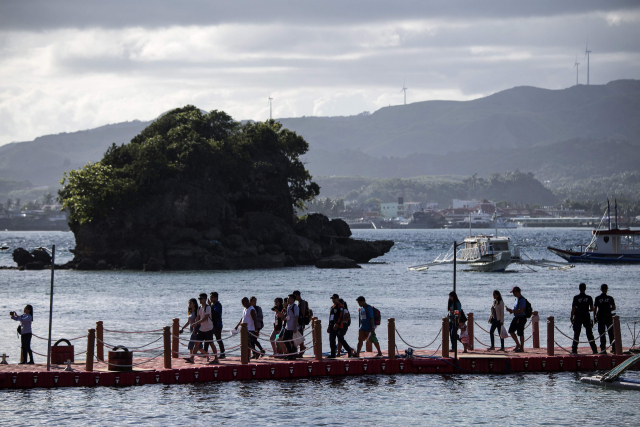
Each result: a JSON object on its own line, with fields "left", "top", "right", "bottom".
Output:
{"left": 615, "top": 199, "right": 618, "bottom": 229}
{"left": 607, "top": 199, "right": 611, "bottom": 230}
{"left": 469, "top": 212, "right": 472, "bottom": 237}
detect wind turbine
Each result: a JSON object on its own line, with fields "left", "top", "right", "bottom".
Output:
{"left": 574, "top": 54, "right": 580, "bottom": 86}
{"left": 399, "top": 80, "right": 407, "bottom": 105}
{"left": 584, "top": 37, "right": 592, "bottom": 85}
{"left": 268, "top": 95, "right": 273, "bottom": 120}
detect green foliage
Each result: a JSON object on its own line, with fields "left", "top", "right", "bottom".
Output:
{"left": 59, "top": 106, "right": 319, "bottom": 224}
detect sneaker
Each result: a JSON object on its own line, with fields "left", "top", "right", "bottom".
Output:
{"left": 514, "top": 348, "right": 524, "bottom": 353}
{"left": 570, "top": 351, "right": 578, "bottom": 355}
{"left": 208, "top": 358, "right": 219, "bottom": 365}
{"left": 599, "top": 350, "right": 607, "bottom": 355}
{"left": 183, "top": 357, "right": 194, "bottom": 363}
{"left": 499, "top": 348, "right": 506, "bottom": 351}
{"left": 486, "top": 347, "right": 495, "bottom": 351}
{"left": 375, "top": 352, "right": 383, "bottom": 357}
{"left": 218, "top": 354, "right": 226, "bottom": 359}
{"left": 26, "top": 361, "right": 34, "bottom": 364}
{"left": 327, "top": 355, "right": 337, "bottom": 359}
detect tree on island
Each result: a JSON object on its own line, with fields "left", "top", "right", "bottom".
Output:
{"left": 57, "top": 106, "right": 391, "bottom": 270}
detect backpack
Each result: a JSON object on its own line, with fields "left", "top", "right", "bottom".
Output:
{"left": 371, "top": 306, "right": 381, "bottom": 326}
{"left": 342, "top": 308, "right": 351, "bottom": 327}
{"left": 210, "top": 305, "right": 221, "bottom": 326}
{"left": 520, "top": 297, "right": 533, "bottom": 318}
{"left": 255, "top": 306, "right": 264, "bottom": 330}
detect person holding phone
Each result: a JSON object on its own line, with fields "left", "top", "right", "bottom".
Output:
{"left": 11, "top": 305, "right": 34, "bottom": 364}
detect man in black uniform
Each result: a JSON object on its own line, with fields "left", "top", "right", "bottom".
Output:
{"left": 570, "top": 283, "right": 598, "bottom": 354}
{"left": 594, "top": 284, "right": 616, "bottom": 354}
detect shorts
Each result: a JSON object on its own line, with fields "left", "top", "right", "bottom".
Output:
{"left": 196, "top": 329, "right": 215, "bottom": 351}
{"left": 460, "top": 334, "right": 469, "bottom": 344}
{"left": 358, "top": 329, "right": 372, "bottom": 342}
{"left": 508, "top": 317, "right": 525, "bottom": 337}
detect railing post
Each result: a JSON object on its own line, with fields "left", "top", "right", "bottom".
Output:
{"left": 388, "top": 318, "right": 395, "bottom": 359}
{"left": 96, "top": 321, "right": 103, "bottom": 361}
{"left": 547, "top": 316, "right": 554, "bottom": 356}
{"left": 86, "top": 328, "right": 95, "bottom": 372}
{"left": 467, "top": 312, "right": 474, "bottom": 351}
{"left": 442, "top": 317, "right": 449, "bottom": 358}
{"left": 172, "top": 318, "right": 179, "bottom": 359}
{"left": 240, "top": 323, "right": 249, "bottom": 365}
{"left": 532, "top": 311, "right": 540, "bottom": 349}
{"left": 613, "top": 315, "right": 623, "bottom": 355}
{"left": 315, "top": 319, "right": 322, "bottom": 361}
{"left": 163, "top": 326, "right": 171, "bottom": 369}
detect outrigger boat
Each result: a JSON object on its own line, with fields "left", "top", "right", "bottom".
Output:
{"left": 548, "top": 200, "right": 640, "bottom": 264}
{"left": 409, "top": 215, "right": 572, "bottom": 272}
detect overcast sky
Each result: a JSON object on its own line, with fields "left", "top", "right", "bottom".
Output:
{"left": 1, "top": 0, "right": 639, "bottom": 145}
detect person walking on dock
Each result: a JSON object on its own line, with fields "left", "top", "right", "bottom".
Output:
{"left": 209, "top": 292, "right": 225, "bottom": 359}
{"left": 284, "top": 294, "right": 299, "bottom": 359}
{"left": 10, "top": 304, "right": 34, "bottom": 364}
{"left": 236, "top": 297, "right": 259, "bottom": 358}
{"left": 594, "top": 284, "right": 616, "bottom": 354}
{"left": 192, "top": 293, "right": 219, "bottom": 364}
{"left": 336, "top": 298, "right": 351, "bottom": 357}
{"left": 488, "top": 290, "right": 505, "bottom": 351}
{"left": 506, "top": 287, "right": 526, "bottom": 353}
{"left": 293, "top": 290, "right": 309, "bottom": 354}
{"left": 250, "top": 296, "right": 266, "bottom": 358}
{"left": 571, "top": 283, "right": 598, "bottom": 354}
{"left": 327, "top": 294, "right": 353, "bottom": 359}
{"left": 355, "top": 296, "right": 382, "bottom": 358}
{"left": 180, "top": 298, "right": 200, "bottom": 363}
{"left": 448, "top": 292, "right": 462, "bottom": 353}
{"left": 270, "top": 298, "right": 284, "bottom": 355}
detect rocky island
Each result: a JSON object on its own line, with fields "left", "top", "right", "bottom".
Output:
{"left": 51, "top": 106, "right": 392, "bottom": 270}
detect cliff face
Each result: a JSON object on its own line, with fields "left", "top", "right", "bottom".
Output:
{"left": 62, "top": 106, "right": 392, "bottom": 270}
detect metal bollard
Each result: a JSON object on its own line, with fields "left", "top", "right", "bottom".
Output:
{"left": 96, "top": 321, "right": 104, "bottom": 361}
{"left": 468, "top": 312, "right": 474, "bottom": 351}
{"left": 547, "top": 316, "right": 554, "bottom": 356}
{"left": 163, "top": 326, "right": 171, "bottom": 369}
{"left": 613, "top": 315, "right": 623, "bottom": 355}
{"left": 315, "top": 319, "right": 323, "bottom": 361}
{"left": 532, "top": 311, "right": 540, "bottom": 349}
{"left": 240, "top": 323, "right": 249, "bottom": 365}
{"left": 388, "top": 318, "right": 396, "bottom": 359}
{"left": 172, "top": 318, "right": 179, "bottom": 359}
{"left": 86, "top": 328, "right": 95, "bottom": 372}
{"left": 442, "top": 317, "right": 449, "bottom": 358}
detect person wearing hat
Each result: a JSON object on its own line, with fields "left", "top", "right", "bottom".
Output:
{"left": 505, "top": 286, "right": 526, "bottom": 353}
{"left": 570, "top": 283, "right": 598, "bottom": 354}
{"left": 594, "top": 284, "right": 616, "bottom": 354}
{"left": 327, "top": 294, "right": 354, "bottom": 358}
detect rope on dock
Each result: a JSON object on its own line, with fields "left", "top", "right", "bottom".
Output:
{"left": 103, "top": 328, "right": 164, "bottom": 334}
{"left": 93, "top": 353, "right": 164, "bottom": 368}
{"left": 97, "top": 336, "right": 165, "bottom": 350}
{"left": 395, "top": 327, "right": 442, "bottom": 349}
{"left": 251, "top": 329, "right": 314, "bottom": 344}
{"left": 32, "top": 333, "right": 87, "bottom": 342}
{"left": 554, "top": 324, "right": 613, "bottom": 344}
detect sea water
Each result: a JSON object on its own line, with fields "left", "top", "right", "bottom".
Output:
{"left": 1, "top": 228, "right": 639, "bottom": 425}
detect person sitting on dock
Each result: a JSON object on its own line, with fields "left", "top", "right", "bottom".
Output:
{"left": 209, "top": 292, "right": 225, "bottom": 359}
{"left": 192, "top": 293, "right": 219, "bottom": 364}
{"left": 506, "top": 287, "right": 526, "bottom": 353}
{"left": 327, "top": 294, "right": 353, "bottom": 359}
{"left": 594, "top": 284, "right": 616, "bottom": 354}
{"left": 571, "top": 283, "right": 598, "bottom": 355}
{"left": 355, "top": 296, "right": 383, "bottom": 358}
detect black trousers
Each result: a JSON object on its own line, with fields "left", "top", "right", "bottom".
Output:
{"left": 329, "top": 328, "right": 352, "bottom": 356}
{"left": 253, "top": 329, "right": 264, "bottom": 352}
{"left": 572, "top": 318, "right": 597, "bottom": 353}
{"left": 21, "top": 333, "right": 33, "bottom": 363}
{"left": 212, "top": 326, "right": 225, "bottom": 355}
{"left": 283, "top": 330, "right": 296, "bottom": 354}
{"left": 597, "top": 319, "right": 615, "bottom": 351}
{"left": 449, "top": 320, "right": 458, "bottom": 352}
{"left": 489, "top": 319, "right": 505, "bottom": 349}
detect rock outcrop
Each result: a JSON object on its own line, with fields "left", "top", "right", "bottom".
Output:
{"left": 55, "top": 106, "right": 393, "bottom": 271}
{"left": 315, "top": 255, "right": 361, "bottom": 269}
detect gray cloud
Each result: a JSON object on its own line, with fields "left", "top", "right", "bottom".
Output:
{"left": 0, "top": 1, "right": 639, "bottom": 146}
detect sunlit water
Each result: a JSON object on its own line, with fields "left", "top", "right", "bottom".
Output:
{"left": 1, "top": 228, "right": 639, "bottom": 425}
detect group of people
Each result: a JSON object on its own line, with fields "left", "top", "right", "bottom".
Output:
{"left": 180, "top": 291, "right": 384, "bottom": 363}
{"left": 448, "top": 282, "right": 617, "bottom": 355}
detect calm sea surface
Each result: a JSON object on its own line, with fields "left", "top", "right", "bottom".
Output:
{"left": 1, "top": 228, "right": 639, "bottom": 425}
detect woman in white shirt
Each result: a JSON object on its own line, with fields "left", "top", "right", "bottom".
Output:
{"left": 488, "top": 290, "right": 505, "bottom": 351}
{"left": 11, "top": 304, "right": 34, "bottom": 364}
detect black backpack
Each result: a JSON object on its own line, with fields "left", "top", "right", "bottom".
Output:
{"left": 520, "top": 297, "right": 533, "bottom": 318}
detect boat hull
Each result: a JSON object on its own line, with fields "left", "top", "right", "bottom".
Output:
{"left": 547, "top": 247, "right": 640, "bottom": 264}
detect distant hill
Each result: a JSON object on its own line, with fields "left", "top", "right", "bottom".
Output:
{"left": 0, "top": 80, "right": 638, "bottom": 188}
{"left": 282, "top": 79, "right": 640, "bottom": 157}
